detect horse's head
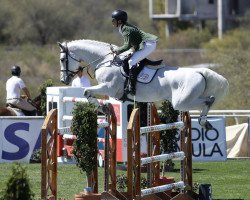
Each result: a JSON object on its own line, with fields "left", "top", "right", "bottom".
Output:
{"left": 58, "top": 42, "right": 80, "bottom": 85}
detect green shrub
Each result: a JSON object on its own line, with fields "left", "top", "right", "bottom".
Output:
{"left": 116, "top": 174, "right": 148, "bottom": 192}
{"left": 38, "top": 79, "right": 54, "bottom": 116}
{"left": 0, "top": 163, "right": 34, "bottom": 200}
{"left": 71, "top": 102, "right": 98, "bottom": 176}
{"left": 166, "top": 28, "right": 213, "bottom": 48}
{"left": 159, "top": 101, "right": 179, "bottom": 171}
{"left": 202, "top": 28, "right": 250, "bottom": 111}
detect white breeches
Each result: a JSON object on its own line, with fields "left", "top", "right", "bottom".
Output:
{"left": 7, "top": 98, "right": 36, "bottom": 111}
{"left": 128, "top": 40, "right": 157, "bottom": 69}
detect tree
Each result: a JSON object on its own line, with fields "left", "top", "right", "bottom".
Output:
{"left": 71, "top": 102, "right": 98, "bottom": 188}
{"left": 0, "top": 163, "right": 34, "bottom": 200}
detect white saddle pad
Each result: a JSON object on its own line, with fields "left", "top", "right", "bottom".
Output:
{"left": 137, "top": 67, "right": 158, "bottom": 83}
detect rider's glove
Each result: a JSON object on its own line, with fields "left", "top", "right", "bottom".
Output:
{"left": 110, "top": 45, "right": 117, "bottom": 55}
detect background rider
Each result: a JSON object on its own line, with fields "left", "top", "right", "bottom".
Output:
{"left": 6, "top": 65, "right": 36, "bottom": 113}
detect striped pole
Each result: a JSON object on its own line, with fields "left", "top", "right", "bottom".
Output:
{"left": 141, "top": 181, "right": 185, "bottom": 197}
{"left": 140, "top": 121, "right": 184, "bottom": 134}
{"left": 141, "top": 151, "right": 185, "bottom": 165}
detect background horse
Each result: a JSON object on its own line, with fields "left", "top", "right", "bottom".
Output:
{"left": 0, "top": 95, "right": 42, "bottom": 116}
{"left": 58, "top": 39, "right": 229, "bottom": 129}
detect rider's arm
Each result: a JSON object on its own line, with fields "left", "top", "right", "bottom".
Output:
{"left": 116, "top": 35, "right": 131, "bottom": 55}
{"left": 22, "top": 87, "right": 31, "bottom": 99}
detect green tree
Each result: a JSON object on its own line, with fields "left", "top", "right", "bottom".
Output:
{"left": 38, "top": 79, "right": 54, "bottom": 116}
{"left": 72, "top": 102, "right": 98, "bottom": 177}
{"left": 159, "top": 101, "right": 179, "bottom": 171}
{"left": 0, "top": 163, "right": 34, "bottom": 200}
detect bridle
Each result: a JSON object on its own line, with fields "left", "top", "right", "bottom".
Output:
{"left": 60, "top": 42, "right": 114, "bottom": 80}
{"left": 60, "top": 42, "right": 81, "bottom": 76}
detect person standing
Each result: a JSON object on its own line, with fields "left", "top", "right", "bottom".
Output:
{"left": 6, "top": 65, "right": 37, "bottom": 113}
{"left": 71, "top": 66, "right": 91, "bottom": 87}
{"left": 111, "top": 9, "right": 158, "bottom": 95}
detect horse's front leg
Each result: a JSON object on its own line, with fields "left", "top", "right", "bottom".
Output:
{"left": 198, "top": 96, "right": 215, "bottom": 130}
{"left": 83, "top": 83, "right": 112, "bottom": 97}
{"left": 83, "top": 83, "right": 112, "bottom": 114}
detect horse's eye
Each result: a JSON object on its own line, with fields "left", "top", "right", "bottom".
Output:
{"left": 60, "top": 58, "right": 65, "bottom": 62}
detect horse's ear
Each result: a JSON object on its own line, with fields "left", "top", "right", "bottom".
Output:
{"left": 58, "top": 42, "right": 65, "bottom": 51}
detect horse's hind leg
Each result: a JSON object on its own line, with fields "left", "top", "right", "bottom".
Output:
{"left": 198, "top": 96, "right": 215, "bottom": 130}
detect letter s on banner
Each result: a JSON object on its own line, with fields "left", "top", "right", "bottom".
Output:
{"left": 2, "top": 123, "right": 30, "bottom": 160}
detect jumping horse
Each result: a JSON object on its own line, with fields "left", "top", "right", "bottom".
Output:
{"left": 58, "top": 39, "right": 229, "bottom": 129}
{"left": 0, "top": 95, "right": 42, "bottom": 116}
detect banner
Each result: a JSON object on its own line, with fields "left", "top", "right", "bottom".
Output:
{"left": 0, "top": 117, "right": 44, "bottom": 163}
{"left": 177, "top": 118, "right": 227, "bottom": 161}
{"left": 191, "top": 118, "right": 227, "bottom": 161}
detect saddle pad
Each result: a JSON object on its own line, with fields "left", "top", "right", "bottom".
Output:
{"left": 137, "top": 66, "right": 158, "bottom": 83}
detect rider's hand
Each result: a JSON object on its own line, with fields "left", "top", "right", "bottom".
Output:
{"left": 110, "top": 45, "right": 117, "bottom": 55}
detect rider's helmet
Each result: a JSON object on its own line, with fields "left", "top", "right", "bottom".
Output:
{"left": 11, "top": 65, "right": 21, "bottom": 76}
{"left": 112, "top": 10, "right": 128, "bottom": 23}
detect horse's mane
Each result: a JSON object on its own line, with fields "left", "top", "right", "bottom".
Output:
{"left": 65, "top": 39, "right": 116, "bottom": 55}
{"left": 67, "top": 39, "right": 116, "bottom": 54}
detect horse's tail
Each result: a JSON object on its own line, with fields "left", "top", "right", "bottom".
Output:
{"left": 195, "top": 68, "right": 229, "bottom": 103}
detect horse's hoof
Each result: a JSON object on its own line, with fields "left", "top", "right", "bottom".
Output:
{"left": 205, "top": 96, "right": 215, "bottom": 106}
{"left": 204, "top": 121, "right": 213, "bottom": 130}
{"left": 84, "top": 90, "right": 91, "bottom": 98}
{"left": 198, "top": 116, "right": 213, "bottom": 130}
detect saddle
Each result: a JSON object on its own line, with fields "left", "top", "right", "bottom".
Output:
{"left": 122, "top": 56, "right": 163, "bottom": 77}
{"left": 120, "top": 56, "right": 163, "bottom": 100}
{"left": 6, "top": 103, "right": 37, "bottom": 116}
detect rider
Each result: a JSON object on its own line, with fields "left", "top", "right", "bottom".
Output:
{"left": 111, "top": 9, "right": 158, "bottom": 95}
{"left": 6, "top": 65, "right": 37, "bottom": 114}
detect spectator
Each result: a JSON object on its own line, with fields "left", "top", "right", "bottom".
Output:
{"left": 71, "top": 66, "right": 91, "bottom": 87}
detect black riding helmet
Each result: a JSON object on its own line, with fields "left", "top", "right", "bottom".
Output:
{"left": 112, "top": 9, "right": 128, "bottom": 23}
{"left": 11, "top": 65, "right": 21, "bottom": 76}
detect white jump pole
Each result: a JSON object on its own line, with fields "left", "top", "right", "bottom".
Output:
{"left": 141, "top": 181, "right": 185, "bottom": 197}
{"left": 140, "top": 121, "right": 184, "bottom": 134}
{"left": 141, "top": 151, "right": 185, "bottom": 165}
{"left": 63, "top": 97, "right": 88, "bottom": 103}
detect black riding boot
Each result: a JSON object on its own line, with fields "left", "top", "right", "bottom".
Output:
{"left": 129, "top": 67, "right": 137, "bottom": 95}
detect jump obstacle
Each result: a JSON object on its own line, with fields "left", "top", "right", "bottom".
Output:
{"left": 41, "top": 99, "right": 118, "bottom": 199}
{"left": 57, "top": 93, "right": 108, "bottom": 163}
{"left": 41, "top": 99, "right": 195, "bottom": 199}
{"left": 126, "top": 103, "right": 195, "bottom": 200}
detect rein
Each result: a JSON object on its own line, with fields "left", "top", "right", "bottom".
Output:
{"left": 83, "top": 52, "right": 113, "bottom": 79}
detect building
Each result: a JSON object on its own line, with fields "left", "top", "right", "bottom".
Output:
{"left": 149, "top": 0, "right": 250, "bottom": 38}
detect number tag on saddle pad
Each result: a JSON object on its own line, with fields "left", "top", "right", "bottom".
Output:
{"left": 137, "top": 67, "right": 158, "bottom": 83}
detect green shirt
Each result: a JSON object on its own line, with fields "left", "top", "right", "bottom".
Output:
{"left": 116, "top": 23, "right": 158, "bottom": 55}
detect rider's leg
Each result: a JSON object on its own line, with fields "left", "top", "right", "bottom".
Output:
{"left": 127, "top": 41, "right": 157, "bottom": 95}
{"left": 17, "top": 99, "right": 37, "bottom": 112}
{"left": 129, "top": 66, "right": 137, "bottom": 95}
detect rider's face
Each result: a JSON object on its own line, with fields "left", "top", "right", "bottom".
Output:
{"left": 112, "top": 18, "right": 118, "bottom": 27}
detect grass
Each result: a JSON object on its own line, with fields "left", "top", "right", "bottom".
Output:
{"left": 0, "top": 159, "right": 249, "bottom": 200}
